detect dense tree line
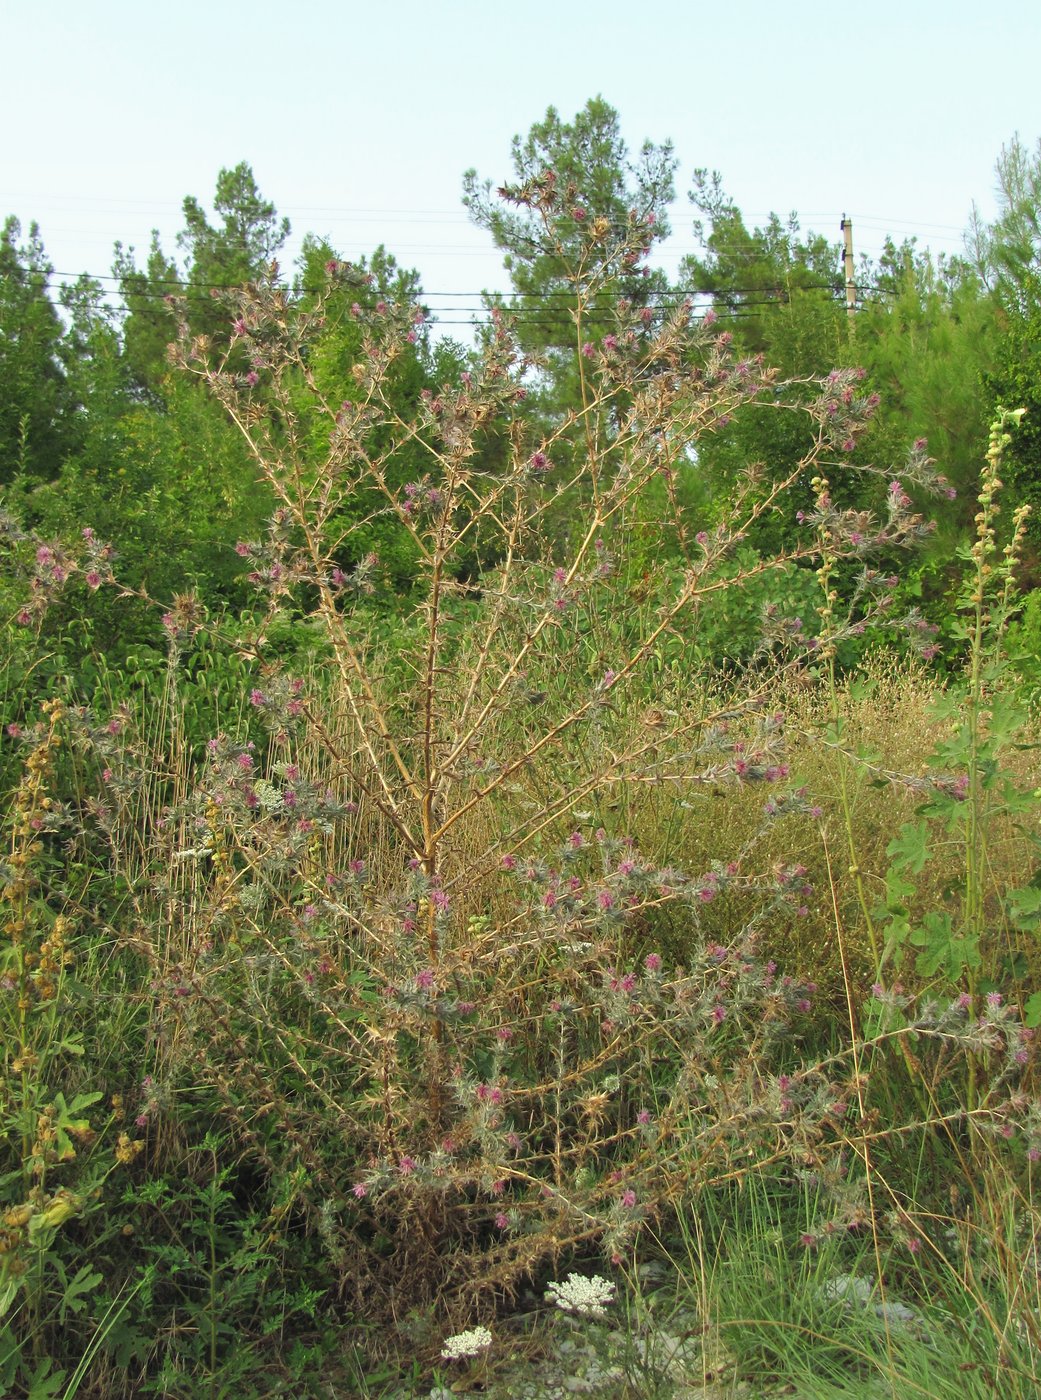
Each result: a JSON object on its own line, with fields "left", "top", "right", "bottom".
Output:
{"left": 2, "top": 111, "right": 1040, "bottom": 667}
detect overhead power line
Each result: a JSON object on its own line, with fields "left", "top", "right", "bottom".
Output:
{"left": 46, "top": 266, "right": 847, "bottom": 301}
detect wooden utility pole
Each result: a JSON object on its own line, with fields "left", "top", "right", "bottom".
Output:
{"left": 840, "top": 215, "right": 856, "bottom": 328}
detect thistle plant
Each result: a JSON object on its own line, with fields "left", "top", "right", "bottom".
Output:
{"left": 108, "top": 198, "right": 1025, "bottom": 1305}
{"left": 10, "top": 182, "right": 1037, "bottom": 1362}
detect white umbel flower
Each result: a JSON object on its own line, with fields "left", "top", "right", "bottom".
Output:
{"left": 440, "top": 1325, "right": 493, "bottom": 1360}
{"left": 546, "top": 1272, "right": 616, "bottom": 1318}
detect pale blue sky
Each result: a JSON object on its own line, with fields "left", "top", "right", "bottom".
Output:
{"left": 3, "top": 0, "right": 1039, "bottom": 335}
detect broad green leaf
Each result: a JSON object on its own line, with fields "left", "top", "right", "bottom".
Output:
{"left": 887, "top": 820, "right": 932, "bottom": 874}
{"left": 1008, "top": 885, "right": 1041, "bottom": 929}
{"left": 27, "top": 1357, "right": 67, "bottom": 1400}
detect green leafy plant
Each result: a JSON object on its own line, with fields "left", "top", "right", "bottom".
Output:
{"left": 876, "top": 409, "right": 1038, "bottom": 1005}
